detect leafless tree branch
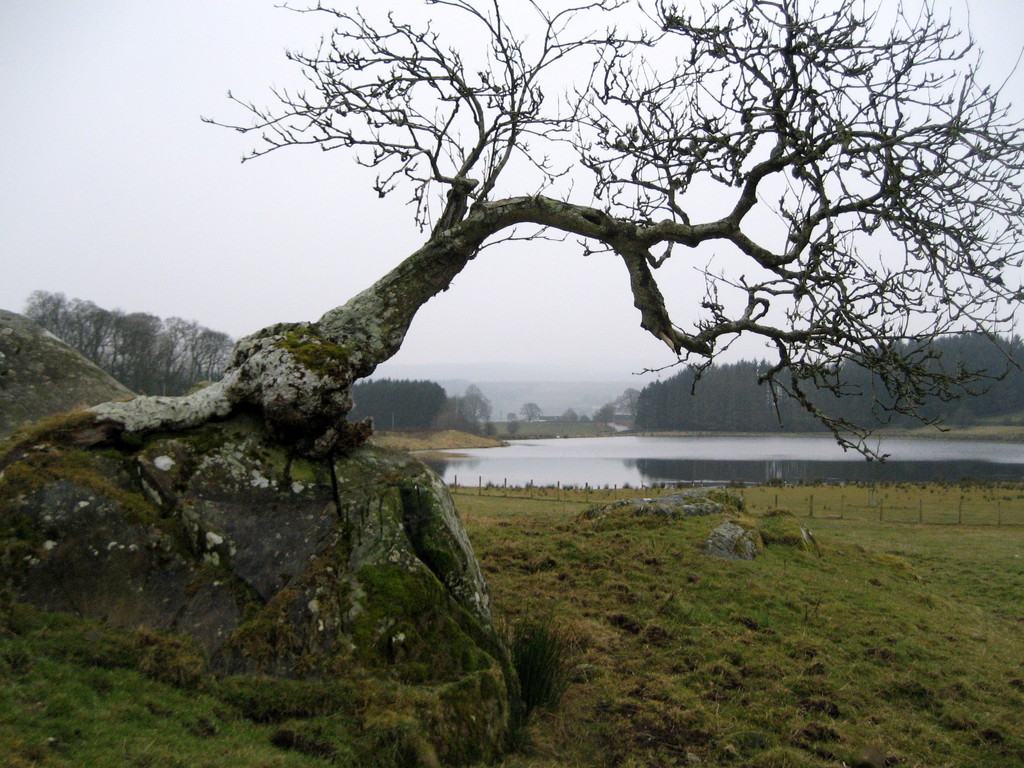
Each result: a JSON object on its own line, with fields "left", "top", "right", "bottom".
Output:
{"left": 170, "top": 0, "right": 1024, "bottom": 457}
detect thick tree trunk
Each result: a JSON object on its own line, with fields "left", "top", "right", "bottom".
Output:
{"left": 88, "top": 206, "right": 495, "bottom": 454}
{"left": 87, "top": 195, "right": 699, "bottom": 455}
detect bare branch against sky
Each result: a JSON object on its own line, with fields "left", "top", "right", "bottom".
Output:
{"left": 1, "top": 1, "right": 1022, "bottom": 381}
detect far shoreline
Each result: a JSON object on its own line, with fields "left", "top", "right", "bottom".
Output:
{"left": 373, "top": 423, "right": 1024, "bottom": 453}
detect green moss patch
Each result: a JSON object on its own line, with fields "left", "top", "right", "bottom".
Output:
{"left": 353, "top": 564, "right": 493, "bottom": 684}
{"left": 276, "top": 327, "right": 351, "bottom": 378}
{"left": 0, "top": 447, "right": 158, "bottom": 525}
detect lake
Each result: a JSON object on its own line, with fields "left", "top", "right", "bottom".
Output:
{"left": 421, "top": 435, "right": 1024, "bottom": 487}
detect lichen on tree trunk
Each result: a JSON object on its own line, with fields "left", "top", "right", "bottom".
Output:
{"left": 86, "top": 206, "right": 498, "bottom": 455}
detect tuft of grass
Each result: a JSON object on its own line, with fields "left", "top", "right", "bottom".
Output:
{"left": 505, "top": 618, "right": 573, "bottom": 718}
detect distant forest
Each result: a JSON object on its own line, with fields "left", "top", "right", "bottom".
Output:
{"left": 348, "top": 379, "right": 448, "bottom": 430}
{"left": 349, "top": 379, "right": 493, "bottom": 434}
{"left": 636, "top": 334, "right": 1024, "bottom": 432}
{"left": 24, "top": 291, "right": 234, "bottom": 396}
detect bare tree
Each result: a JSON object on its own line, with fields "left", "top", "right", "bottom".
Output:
{"left": 520, "top": 403, "right": 544, "bottom": 422}
{"left": 25, "top": 292, "right": 235, "bottom": 396}
{"left": 85, "top": 0, "right": 1023, "bottom": 457}
{"left": 459, "top": 385, "right": 494, "bottom": 425}
{"left": 436, "top": 385, "right": 493, "bottom": 433}
{"left": 615, "top": 388, "right": 641, "bottom": 419}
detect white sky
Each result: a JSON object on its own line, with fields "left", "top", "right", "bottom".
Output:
{"left": 2, "top": 0, "right": 1022, "bottom": 382}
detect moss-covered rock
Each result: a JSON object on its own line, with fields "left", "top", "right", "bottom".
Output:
{"left": 0, "top": 412, "right": 513, "bottom": 765}
{"left": 757, "top": 508, "right": 821, "bottom": 554}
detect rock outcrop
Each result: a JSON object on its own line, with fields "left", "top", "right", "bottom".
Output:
{"left": 0, "top": 413, "right": 514, "bottom": 765}
{"left": 580, "top": 487, "right": 746, "bottom": 524}
{"left": 699, "top": 508, "right": 821, "bottom": 561}
{"left": 579, "top": 489, "right": 819, "bottom": 564}
{"left": 700, "top": 519, "right": 764, "bottom": 560}
{"left": 0, "top": 309, "right": 135, "bottom": 438}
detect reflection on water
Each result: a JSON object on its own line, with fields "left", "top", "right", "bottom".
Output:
{"left": 423, "top": 436, "right": 1024, "bottom": 487}
{"left": 629, "top": 458, "right": 1024, "bottom": 485}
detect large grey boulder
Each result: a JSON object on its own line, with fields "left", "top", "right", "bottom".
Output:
{"left": 700, "top": 519, "right": 763, "bottom": 560}
{"left": 0, "top": 309, "right": 134, "bottom": 438}
{"left": 0, "top": 413, "right": 513, "bottom": 765}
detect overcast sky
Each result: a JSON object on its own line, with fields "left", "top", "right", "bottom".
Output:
{"left": 2, "top": 1, "right": 1023, "bottom": 383}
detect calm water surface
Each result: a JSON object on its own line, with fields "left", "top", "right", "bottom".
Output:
{"left": 422, "top": 435, "right": 1024, "bottom": 487}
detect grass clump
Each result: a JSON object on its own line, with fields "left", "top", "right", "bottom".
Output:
{"left": 0, "top": 598, "right": 502, "bottom": 767}
{"left": 0, "top": 602, "right": 337, "bottom": 768}
{"left": 505, "top": 618, "right": 573, "bottom": 718}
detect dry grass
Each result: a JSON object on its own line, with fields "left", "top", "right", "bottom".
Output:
{"left": 369, "top": 429, "right": 504, "bottom": 451}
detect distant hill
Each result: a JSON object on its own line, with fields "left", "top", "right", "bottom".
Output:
{"left": 0, "top": 309, "right": 135, "bottom": 437}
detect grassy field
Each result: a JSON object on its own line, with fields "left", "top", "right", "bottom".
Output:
{"left": 456, "top": 483, "right": 1024, "bottom": 767}
{"left": 2, "top": 482, "right": 1023, "bottom": 767}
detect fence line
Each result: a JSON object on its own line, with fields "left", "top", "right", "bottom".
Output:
{"left": 448, "top": 480, "right": 1024, "bottom": 526}
{"left": 741, "top": 486, "right": 1024, "bottom": 526}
